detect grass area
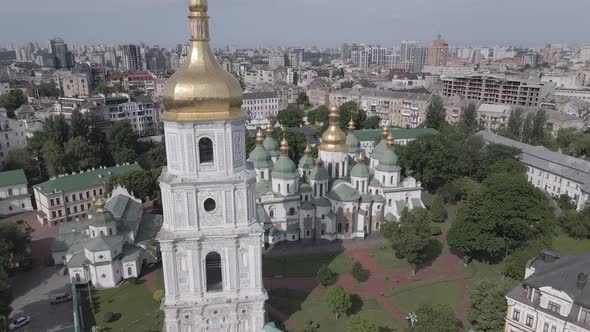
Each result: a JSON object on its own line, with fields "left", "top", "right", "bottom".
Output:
{"left": 385, "top": 278, "right": 463, "bottom": 314}
{"left": 269, "top": 288, "right": 405, "bottom": 332}
{"left": 84, "top": 281, "right": 163, "bottom": 331}
{"left": 263, "top": 252, "right": 353, "bottom": 277}
{"left": 154, "top": 268, "right": 164, "bottom": 289}
{"left": 367, "top": 244, "right": 410, "bottom": 270}
{"left": 435, "top": 219, "right": 453, "bottom": 233}
{"left": 552, "top": 231, "right": 590, "bottom": 255}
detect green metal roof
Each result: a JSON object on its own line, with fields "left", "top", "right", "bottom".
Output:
{"left": 350, "top": 161, "right": 370, "bottom": 178}
{"left": 256, "top": 180, "right": 272, "bottom": 195}
{"left": 298, "top": 155, "right": 315, "bottom": 169}
{"left": 372, "top": 139, "right": 387, "bottom": 159}
{"left": 263, "top": 137, "right": 280, "bottom": 156}
{"left": 286, "top": 223, "right": 300, "bottom": 233}
{"left": 373, "top": 194, "right": 385, "bottom": 203}
{"left": 312, "top": 197, "right": 331, "bottom": 207}
{"left": 384, "top": 212, "right": 396, "bottom": 222}
{"left": 35, "top": 164, "right": 142, "bottom": 195}
{"left": 353, "top": 127, "right": 439, "bottom": 142}
{"left": 369, "top": 178, "right": 381, "bottom": 187}
{"left": 326, "top": 182, "right": 361, "bottom": 202}
{"left": 309, "top": 164, "right": 329, "bottom": 181}
{"left": 272, "top": 156, "right": 298, "bottom": 179}
{"left": 299, "top": 183, "right": 312, "bottom": 193}
{"left": 87, "top": 205, "right": 114, "bottom": 227}
{"left": 248, "top": 145, "right": 273, "bottom": 169}
{"left": 85, "top": 235, "right": 123, "bottom": 252}
{"left": 376, "top": 149, "right": 401, "bottom": 172}
{"left": 0, "top": 169, "right": 27, "bottom": 187}
{"left": 346, "top": 133, "right": 361, "bottom": 151}
{"left": 361, "top": 194, "right": 373, "bottom": 203}
{"left": 300, "top": 201, "right": 315, "bottom": 210}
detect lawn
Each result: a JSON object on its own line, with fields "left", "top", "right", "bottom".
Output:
{"left": 367, "top": 244, "right": 410, "bottom": 270}
{"left": 263, "top": 252, "right": 353, "bottom": 277}
{"left": 268, "top": 288, "right": 405, "bottom": 332}
{"left": 552, "top": 231, "right": 590, "bottom": 255}
{"left": 83, "top": 281, "right": 163, "bottom": 331}
{"left": 385, "top": 278, "right": 463, "bottom": 314}
{"left": 461, "top": 259, "right": 505, "bottom": 290}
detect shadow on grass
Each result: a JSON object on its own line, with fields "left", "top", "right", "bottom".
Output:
{"left": 350, "top": 294, "right": 364, "bottom": 315}
{"left": 416, "top": 239, "right": 443, "bottom": 272}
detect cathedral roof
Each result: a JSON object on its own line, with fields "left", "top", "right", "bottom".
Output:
{"left": 85, "top": 235, "right": 123, "bottom": 252}
{"left": 345, "top": 119, "right": 361, "bottom": 152}
{"left": 309, "top": 158, "right": 329, "bottom": 181}
{"left": 286, "top": 223, "right": 300, "bottom": 233}
{"left": 350, "top": 156, "right": 370, "bottom": 178}
{"left": 373, "top": 194, "right": 386, "bottom": 203}
{"left": 319, "top": 106, "right": 348, "bottom": 152}
{"left": 298, "top": 144, "right": 315, "bottom": 169}
{"left": 311, "top": 197, "right": 331, "bottom": 207}
{"left": 300, "top": 201, "right": 315, "bottom": 210}
{"left": 249, "top": 146, "right": 273, "bottom": 168}
{"left": 326, "top": 182, "right": 361, "bottom": 202}
{"left": 361, "top": 194, "right": 373, "bottom": 203}
{"left": 263, "top": 124, "right": 280, "bottom": 156}
{"left": 88, "top": 198, "right": 114, "bottom": 227}
{"left": 376, "top": 134, "right": 400, "bottom": 172}
{"left": 369, "top": 178, "right": 382, "bottom": 187}
{"left": 299, "top": 183, "right": 312, "bottom": 193}
{"left": 372, "top": 139, "right": 388, "bottom": 159}
{"left": 273, "top": 156, "right": 298, "bottom": 179}
{"left": 255, "top": 180, "right": 272, "bottom": 195}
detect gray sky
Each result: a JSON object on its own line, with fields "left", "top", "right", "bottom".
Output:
{"left": 1, "top": 0, "right": 589, "bottom": 48}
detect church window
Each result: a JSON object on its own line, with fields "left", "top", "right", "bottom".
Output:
{"left": 108, "top": 228, "right": 113, "bottom": 236}
{"left": 204, "top": 198, "right": 216, "bottom": 212}
{"left": 356, "top": 181, "right": 359, "bottom": 190}
{"left": 101, "top": 274, "right": 107, "bottom": 278}
{"left": 198, "top": 137, "right": 214, "bottom": 163}
{"left": 382, "top": 175, "right": 385, "bottom": 183}
{"left": 261, "top": 171, "right": 265, "bottom": 179}
{"left": 75, "top": 273, "right": 80, "bottom": 282}
{"left": 278, "top": 183, "right": 281, "bottom": 192}
{"left": 388, "top": 199, "right": 392, "bottom": 206}
{"left": 335, "top": 165, "right": 340, "bottom": 178}
{"left": 338, "top": 224, "right": 342, "bottom": 233}
{"left": 289, "top": 207, "right": 295, "bottom": 216}
{"left": 314, "top": 183, "right": 317, "bottom": 196}
{"left": 100, "top": 230, "right": 104, "bottom": 236}
{"left": 405, "top": 197, "right": 409, "bottom": 204}
{"left": 345, "top": 223, "right": 349, "bottom": 233}
{"left": 269, "top": 208, "right": 275, "bottom": 218}
{"left": 287, "top": 184, "right": 290, "bottom": 193}
{"left": 92, "top": 230, "right": 95, "bottom": 237}
{"left": 320, "top": 183, "right": 324, "bottom": 195}
{"left": 306, "top": 230, "right": 310, "bottom": 236}
{"left": 376, "top": 222, "right": 380, "bottom": 229}
{"left": 390, "top": 176, "right": 394, "bottom": 184}
{"left": 206, "top": 252, "right": 223, "bottom": 292}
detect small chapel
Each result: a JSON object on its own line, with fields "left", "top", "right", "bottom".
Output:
{"left": 249, "top": 108, "right": 424, "bottom": 245}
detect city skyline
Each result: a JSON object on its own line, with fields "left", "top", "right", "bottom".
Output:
{"left": 1, "top": 0, "right": 589, "bottom": 48}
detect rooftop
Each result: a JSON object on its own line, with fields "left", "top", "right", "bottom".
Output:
{"left": 352, "top": 127, "right": 439, "bottom": 142}
{"left": 243, "top": 92, "right": 278, "bottom": 100}
{"left": 0, "top": 169, "right": 27, "bottom": 187}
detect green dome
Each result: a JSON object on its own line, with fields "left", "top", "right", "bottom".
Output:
{"left": 248, "top": 145, "right": 273, "bottom": 169}
{"left": 372, "top": 139, "right": 387, "bottom": 159}
{"left": 272, "top": 155, "right": 298, "bottom": 178}
{"left": 88, "top": 201, "right": 114, "bottom": 227}
{"left": 309, "top": 163, "right": 329, "bottom": 181}
{"left": 376, "top": 148, "right": 401, "bottom": 172}
{"left": 299, "top": 155, "right": 315, "bottom": 169}
{"left": 263, "top": 137, "right": 280, "bottom": 157}
{"left": 350, "top": 160, "right": 370, "bottom": 178}
{"left": 346, "top": 133, "right": 361, "bottom": 153}
{"left": 300, "top": 183, "right": 313, "bottom": 193}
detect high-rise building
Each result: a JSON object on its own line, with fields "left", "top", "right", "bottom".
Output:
{"left": 426, "top": 34, "right": 449, "bottom": 67}
{"left": 268, "top": 51, "right": 286, "bottom": 69}
{"left": 400, "top": 40, "right": 418, "bottom": 65}
{"left": 412, "top": 46, "right": 428, "bottom": 73}
{"left": 157, "top": 0, "right": 267, "bottom": 331}
{"left": 122, "top": 45, "right": 143, "bottom": 71}
{"left": 48, "top": 38, "right": 74, "bottom": 68}
{"left": 341, "top": 43, "right": 351, "bottom": 60}
{"left": 288, "top": 48, "right": 304, "bottom": 68}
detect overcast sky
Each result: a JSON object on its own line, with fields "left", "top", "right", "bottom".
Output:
{"left": 1, "top": 0, "right": 589, "bottom": 48}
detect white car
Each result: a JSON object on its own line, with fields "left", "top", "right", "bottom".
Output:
{"left": 8, "top": 316, "right": 31, "bottom": 330}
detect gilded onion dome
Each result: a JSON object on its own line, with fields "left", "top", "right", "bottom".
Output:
{"left": 320, "top": 106, "right": 348, "bottom": 152}
{"left": 162, "top": 0, "right": 243, "bottom": 122}
{"left": 345, "top": 116, "right": 361, "bottom": 153}
{"left": 248, "top": 128, "right": 273, "bottom": 168}
{"left": 88, "top": 197, "right": 114, "bottom": 227}
{"left": 263, "top": 122, "right": 280, "bottom": 157}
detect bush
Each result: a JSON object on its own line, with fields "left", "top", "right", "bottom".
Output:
{"left": 316, "top": 265, "right": 336, "bottom": 286}
{"left": 303, "top": 320, "right": 320, "bottom": 332}
{"left": 102, "top": 312, "right": 115, "bottom": 323}
{"left": 430, "top": 225, "right": 442, "bottom": 236}
{"left": 351, "top": 262, "right": 367, "bottom": 282}
{"left": 153, "top": 289, "right": 164, "bottom": 302}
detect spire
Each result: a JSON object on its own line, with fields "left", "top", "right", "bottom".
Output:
{"left": 255, "top": 128, "right": 264, "bottom": 145}
{"left": 95, "top": 197, "right": 106, "bottom": 213}
{"left": 329, "top": 106, "right": 340, "bottom": 124}
{"left": 357, "top": 152, "right": 365, "bottom": 162}
{"left": 266, "top": 122, "right": 274, "bottom": 136}
{"left": 316, "top": 157, "right": 324, "bottom": 167}
{"left": 381, "top": 125, "right": 389, "bottom": 139}
{"left": 189, "top": 0, "right": 210, "bottom": 41}
{"left": 348, "top": 115, "right": 356, "bottom": 131}
{"left": 320, "top": 106, "right": 348, "bottom": 152}
{"left": 280, "top": 136, "right": 289, "bottom": 155}
{"left": 304, "top": 143, "right": 311, "bottom": 156}
{"left": 387, "top": 134, "right": 395, "bottom": 149}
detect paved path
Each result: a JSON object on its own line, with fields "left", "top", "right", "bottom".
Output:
{"left": 263, "top": 236, "right": 471, "bottom": 329}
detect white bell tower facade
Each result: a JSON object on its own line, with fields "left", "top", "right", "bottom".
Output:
{"left": 157, "top": 1, "right": 267, "bottom": 331}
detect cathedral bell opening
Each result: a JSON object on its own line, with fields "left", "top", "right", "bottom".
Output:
{"left": 206, "top": 252, "right": 223, "bottom": 292}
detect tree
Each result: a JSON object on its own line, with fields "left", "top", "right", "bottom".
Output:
{"left": 0, "top": 222, "right": 32, "bottom": 273}
{"left": 411, "top": 304, "right": 462, "bottom": 332}
{"left": 557, "top": 194, "right": 576, "bottom": 210}
{"left": 347, "top": 315, "right": 377, "bottom": 332}
{"left": 109, "top": 121, "right": 138, "bottom": 164}
{"left": 270, "top": 127, "right": 308, "bottom": 162}
{"left": 338, "top": 102, "right": 365, "bottom": 131}
{"left": 507, "top": 108, "right": 525, "bottom": 139}
{"left": 42, "top": 140, "right": 67, "bottom": 177}
{"left": 341, "top": 81, "right": 354, "bottom": 89}
{"left": 69, "top": 110, "right": 86, "bottom": 139}
{"left": 306, "top": 106, "right": 329, "bottom": 125}
{"left": 316, "top": 265, "right": 335, "bottom": 286}
{"left": 43, "top": 114, "right": 70, "bottom": 146}
{"left": 351, "top": 261, "right": 367, "bottom": 282}
{"left": 38, "top": 81, "right": 60, "bottom": 97}
{"left": 144, "top": 240, "right": 161, "bottom": 262}
{"left": 476, "top": 143, "right": 524, "bottom": 181}
{"left": 530, "top": 109, "right": 548, "bottom": 145}
{"left": 468, "top": 280, "right": 512, "bottom": 331}
{"left": 521, "top": 112, "right": 535, "bottom": 143}
{"left": 422, "top": 95, "right": 447, "bottom": 130}
{"left": 94, "top": 84, "right": 125, "bottom": 95}
{"left": 64, "top": 136, "right": 100, "bottom": 172}
{"left": 387, "top": 208, "right": 432, "bottom": 272}
{"left": 0, "top": 90, "right": 26, "bottom": 116}
{"left": 448, "top": 172, "right": 554, "bottom": 262}
{"left": 296, "top": 92, "right": 310, "bottom": 107}
{"left": 0, "top": 268, "right": 12, "bottom": 321}
{"left": 325, "top": 285, "right": 352, "bottom": 319}
{"left": 504, "top": 238, "right": 549, "bottom": 280}
{"left": 4, "top": 149, "right": 39, "bottom": 180}
{"left": 559, "top": 209, "right": 590, "bottom": 239}
{"left": 460, "top": 103, "right": 478, "bottom": 134}
{"left": 363, "top": 116, "right": 381, "bottom": 129}
{"left": 277, "top": 105, "right": 305, "bottom": 127}
{"left": 106, "top": 169, "right": 158, "bottom": 201}
{"left": 430, "top": 194, "right": 447, "bottom": 223}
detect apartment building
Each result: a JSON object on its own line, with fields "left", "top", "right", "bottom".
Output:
{"left": 242, "top": 92, "right": 280, "bottom": 129}
{"left": 505, "top": 250, "right": 590, "bottom": 332}
{"left": 33, "top": 163, "right": 142, "bottom": 226}
{"left": 479, "top": 131, "right": 590, "bottom": 210}
{"left": 352, "top": 127, "right": 439, "bottom": 156}
{"left": 441, "top": 74, "right": 555, "bottom": 107}
{"left": 554, "top": 88, "right": 590, "bottom": 102}
{"left": 330, "top": 88, "right": 431, "bottom": 128}
{"left": 0, "top": 82, "right": 10, "bottom": 96}
{"left": 0, "top": 169, "right": 33, "bottom": 216}
{"left": 0, "top": 109, "right": 27, "bottom": 169}
{"left": 54, "top": 70, "right": 90, "bottom": 98}
{"left": 477, "top": 103, "right": 512, "bottom": 130}
{"left": 105, "top": 94, "right": 162, "bottom": 135}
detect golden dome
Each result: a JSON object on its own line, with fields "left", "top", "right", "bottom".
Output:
{"left": 161, "top": 0, "right": 244, "bottom": 122}
{"left": 348, "top": 116, "right": 356, "bottom": 131}
{"left": 255, "top": 128, "right": 264, "bottom": 145}
{"left": 320, "top": 106, "right": 348, "bottom": 152}
{"left": 357, "top": 152, "right": 365, "bottom": 162}
{"left": 387, "top": 134, "right": 395, "bottom": 148}
{"left": 304, "top": 143, "right": 311, "bottom": 155}
{"left": 381, "top": 125, "right": 389, "bottom": 139}
{"left": 280, "top": 136, "right": 289, "bottom": 155}
{"left": 266, "top": 122, "right": 274, "bottom": 134}
{"left": 94, "top": 197, "right": 106, "bottom": 213}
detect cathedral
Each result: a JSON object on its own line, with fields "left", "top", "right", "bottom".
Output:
{"left": 250, "top": 110, "right": 424, "bottom": 245}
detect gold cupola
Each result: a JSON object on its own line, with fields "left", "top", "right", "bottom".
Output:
{"left": 319, "top": 106, "right": 348, "bottom": 152}
{"left": 161, "top": 0, "right": 244, "bottom": 122}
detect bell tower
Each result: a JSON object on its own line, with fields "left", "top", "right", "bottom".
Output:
{"left": 157, "top": 1, "right": 267, "bottom": 331}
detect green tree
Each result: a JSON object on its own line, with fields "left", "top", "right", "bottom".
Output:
{"left": 387, "top": 208, "right": 432, "bottom": 273}
{"left": 504, "top": 238, "right": 549, "bottom": 280}
{"left": 307, "top": 106, "right": 329, "bottom": 125}
{"left": 296, "top": 92, "right": 310, "bottom": 106}
{"left": 325, "top": 285, "right": 352, "bottom": 319}
{"left": 341, "top": 81, "right": 354, "bottom": 89}
{"left": 108, "top": 121, "right": 138, "bottom": 164}
{"left": 94, "top": 84, "right": 125, "bottom": 95}
{"left": 351, "top": 261, "right": 367, "bottom": 282}
{"left": 521, "top": 112, "right": 535, "bottom": 143}
{"left": 69, "top": 110, "right": 86, "bottom": 139}
{"left": 430, "top": 194, "right": 447, "bottom": 223}
{"left": 410, "top": 304, "right": 462, "bottom": 332}
{"left": 43, "top": 114, "right": 70, "bottom": 146}
{"left": 277, "top": 105, "right": 305, "bottom": 127}
{"left": 347, "top": 315, "right": 377, "bottom": 332}
{"left": 530, "top": 109, "right": 548, "bottom": 145}
{"left": 0, "top": 268, "right": 12, "bottom": 320}
{"left": 64, "top": 136, "right": 100, "bottom": 172}
{"left": 338, "top": 102, "right": 365, "bottom": 131}
{"left": 556, "top": 128, "right": 585, "bottom": 157}
{"left": 0, "top": 90, "right": 26, "bottom": 117}
{"left": 422, "top": 95, "right": 446, "bottom": 130}
{"left": 4, "top": 149, "right": 39, "bottom": 180}
{"left": 270, "top": 127, "right": 308, "bottom": 162}
{"left": 0, "top": 222, "right": 32, "bottom": 273}
{"left": 468, "top": 280, "right": 512, "bottom": 331}
{"left": 363, "top": 116, "right": 381, "bottom": 129}
{"left": 476, "top": 143, "right": 524, "bottom": 181}
{"left": 507, "top": 108, "right": 525, "bottom": 139}
{"left": 460, "top": 103, "right": 478, "bottom": 134}
{"left": 42, "top": 140, "right": 67, "bottom": 177}
{"left": 106, "top": 169, "right": 158, "bottom": 201}
{"left": 559, "top": 209, "right": 590, "bottom": 239}
{"left": 316, "top": 265, "right": 335, "bottom": 286}
{"left": 557, "top": 194, "right": 576, "bottom": 210}
{"left": 38, "top": 81, "right": 60, "bottom": 97}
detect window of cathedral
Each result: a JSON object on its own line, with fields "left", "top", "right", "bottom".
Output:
{"left": 205, "top": 252, "right": 223, "bottom": 292}
{"left": 198, "top": 137, "right": 214, "bottom": 164}
{"left": 287, "top": 184, "right": 290, "bottom": 193}
{"left": 261, "top": 171, "right": 265, "bottom": 179}
{"left": 388, "top": 199, "right": 392, "bottom": 206}
{"left": 345, "top": 223, "right": 349, "bottom": 233}
{"left": 204, "top": 198, "right": 216, "bottom": 212}
{"left": 338, "top": 224, "right": 342, "bottom": 233}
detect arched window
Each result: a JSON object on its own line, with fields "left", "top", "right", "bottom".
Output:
{"left": 345, "top": 223, "right": 349, "bottom": 233}
{"left": 261, "top": 171, "right": 265, "bottom": 179}
{"left": 92, "top": 230, "right": 95, "bottom": 237}
{"left": 356, "top": 181, "right": 359, "bottom": 190}
{"left": 289, "top": 207, "right": 295, "bottom": 216}
{"left": 320, "top": 183, "right": 324, "bottom": 196}
{"left": 206, "top": 252, "right": 222, "bottom": 292}
{"left": 335, "top": 165, "right": 340, "bottom": 178}
{"left": 390, "top": 176, "right": 394, "bottom": 184}
{"left": 100, "top": 230, "right": 104, "bottom": 236}
{"left": 269, "top": 207, "right": 275, "bottom": 218}
{"left": 127, "top": 266, "right": 132, "bottom": 276}
{"left": 314, "top": 183, "right": 317, "bottom": 196}
{"left": 198, "top": 137, "right": 214, "bottom": 164}
{"left": 287, "top": 184, "right": 290, "bottom": 193}
{"left": 338, "top": 223, "right": 342, "bottom": 233}
{"left": 75, "top": 273, "right": 81, "bottom": 282}
{"left": 108, "top": 228, "right": 113, "bottom": 236}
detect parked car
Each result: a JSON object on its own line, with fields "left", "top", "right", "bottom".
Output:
{"left": 8, "top": 316, "right": 31, "bottom": 330}
{"left": 49, "top": 292, "right": 72, "bottom": 304}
